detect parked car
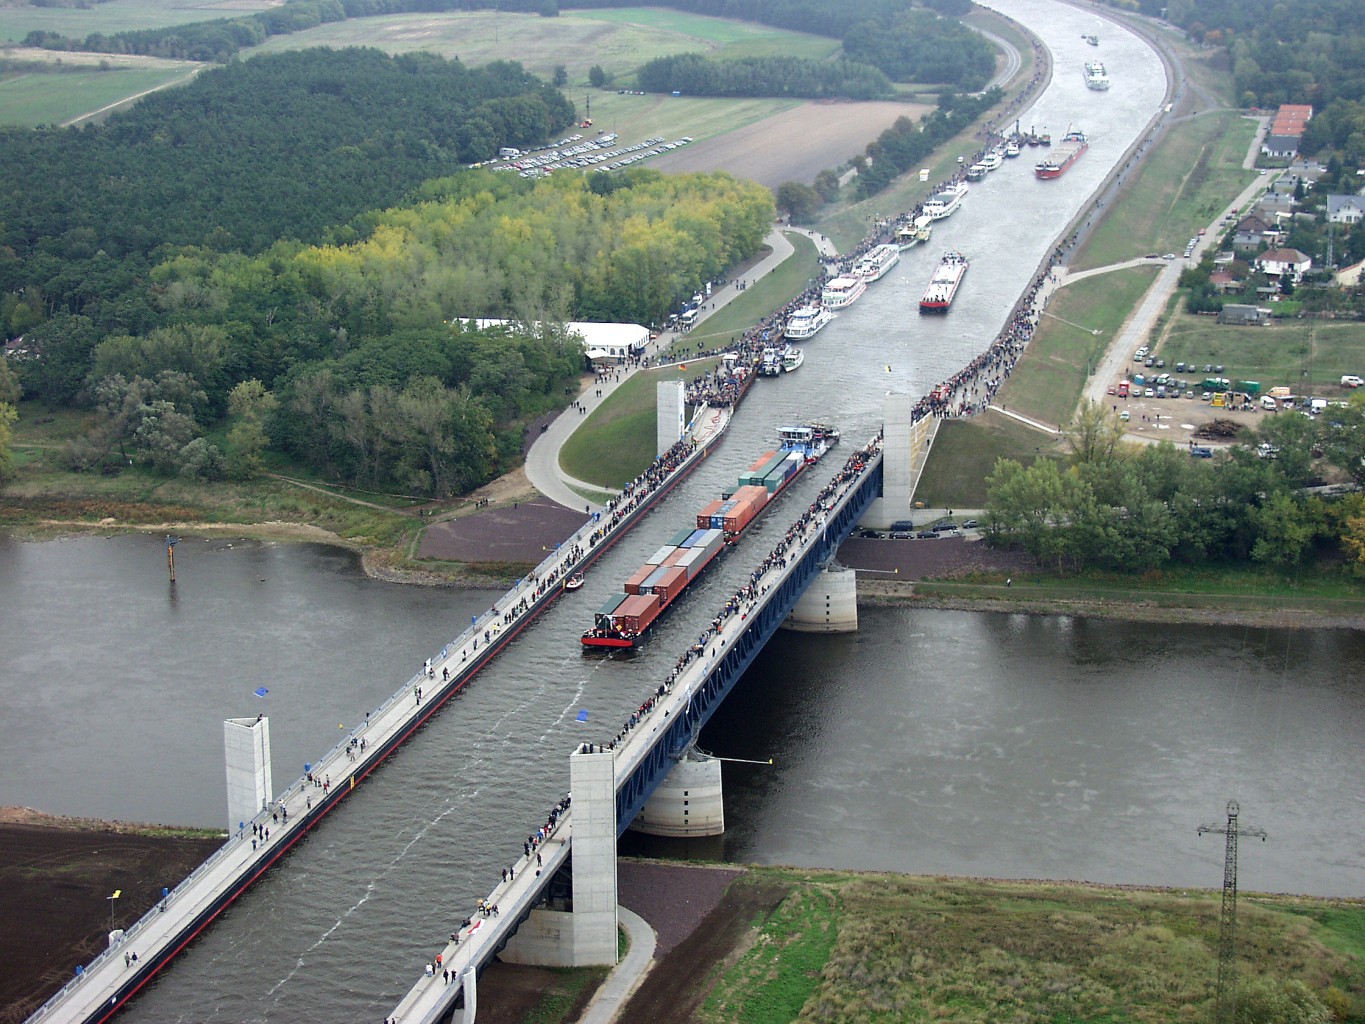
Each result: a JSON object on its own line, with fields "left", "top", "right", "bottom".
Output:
{"left": 890, "top": 520, "right": 915, "bottom": 532}
{"left": 1190, "top": 446, "right": 1214, "bottom": 458}
{"left": 916, "top": 530, "right": 938, "bottom": 539}
{"left": 962, "top": 519, "right": 979, "bottom": 529}
{"left": 859, "top": 529, "right": 882, "bottom": 538}
{"left": 890, "top": 531, "right": 912, "bottom": 540}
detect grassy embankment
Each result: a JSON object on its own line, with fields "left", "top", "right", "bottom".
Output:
{"left": 556, "top": 230, "right": 820, "bottom": 491}
{"left": 0, "top": 64, "right": 197, "bottom": 127}
{"left": 697, "top": 870, "right": 1365, "bottom": 1024}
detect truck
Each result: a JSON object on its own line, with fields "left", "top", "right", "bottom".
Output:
{"left": 1235, "top": 380, "right": 1261, "bottom": 396}
{"left": 1117, "top": 381, "right": 1130, "bottom": 398}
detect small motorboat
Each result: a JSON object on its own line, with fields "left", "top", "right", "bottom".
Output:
{"left": 564, "top": 573, "right": 585, "bottom": 591}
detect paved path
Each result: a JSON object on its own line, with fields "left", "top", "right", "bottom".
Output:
{"left": 575, "top": 907, "right": 657, "bottom": 1024}
{"left": 523, "top": 223, "right": 807, "bottom": 511}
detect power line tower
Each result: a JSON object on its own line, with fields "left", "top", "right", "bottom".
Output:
{"left": 1197, "top": 800, "right": 1267, "bottom": 1024}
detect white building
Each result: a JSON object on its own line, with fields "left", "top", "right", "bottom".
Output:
{"left": 456, "top": 319, "right": 649, "bottom": 365}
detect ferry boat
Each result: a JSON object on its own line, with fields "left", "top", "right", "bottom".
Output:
{"left": 782, "top": 347, "right": 804, "bottom": 373}
{"left": 919, "top": 250, "right": 970, "bottom": 312}
{"left": 965, "top": 163, "right": 987, "bottom": 182}
{"left": 1084, "top": 61, "right": 1110, "bottom": 90}
{"left": 980, "top": 149, "right": 1004, "bottom": 171}
{"left": 581, "top": 427, "right": 832, "bottom": 648}
{"left": 896, "top": 215, "right": 933, "bottom": 249}
{"left": 821, "top": 274, "right": 867, "bottom": 309}
{"left": 853, "top": 243, "right": 900, "bottom": 283}
{"left": 921, "top": 182, "right": 968, "bottom": 220}
{"left": 1004, "top": 140, "right": 1021, "bottom": 158}
{"left": 1035, "top": 126, "right": 1088, "bottom": 179}
{"left": 784, "top": 304, "right": 833, "bottom": 340}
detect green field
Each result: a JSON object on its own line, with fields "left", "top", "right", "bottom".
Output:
{"left": 557, "top": 359, "right": 720, "bottom": 489}
{"left": 997, "top": 266, "right": 1161, "bottom": 428}
{"left": 1156, "top": 317, "right": 1365, "bottom": 393}
{"left": 700, "top": 870, "right": 1365, "bottom": 1024}
{"left": 1072, "top": 109, "right": 1257, "bottom": 270}
{"left": 246, "top": 8, "right": 835, "bottom": 84}
{"left": 679, "top": 231, "right": 821, "bottom": 351}
{"left": 915, "top": 412, "right": 1064, "bottom": 507}
{"left": 0, "top": 0, "right": 238, "bottom": 43}
{"left": 562, "top": 91, "right": 801, "bottom": 151}
{"left": 0, "top": 66, "right": 195, "bottom": 127}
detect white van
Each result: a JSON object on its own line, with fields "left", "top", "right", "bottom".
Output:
{"left": 1260, "top": 395, "right": 1278, "bottom": 411}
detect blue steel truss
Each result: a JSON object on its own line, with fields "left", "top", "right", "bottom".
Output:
{"left": 614, "top": 456, "right": 883, "bottom": 834}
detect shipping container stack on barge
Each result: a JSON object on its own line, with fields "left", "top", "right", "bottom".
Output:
{"left": 581, "top": 424, "right": 836, "bottom": 649}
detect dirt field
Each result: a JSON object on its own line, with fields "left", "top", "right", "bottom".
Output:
{"left": 648, "top": 99, "right": 930, "bottom": 188}
{"left": 0, "top": 809, "right": 221, "bottom": 1024}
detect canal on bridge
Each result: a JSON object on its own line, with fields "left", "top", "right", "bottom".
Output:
{"left": 22, "top": 3, "right": 1179, "bottom": 1020}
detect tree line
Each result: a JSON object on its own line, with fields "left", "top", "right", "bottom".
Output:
{"left": 0, "top": 48, "right": 575, "bottom": 344}
{"left": 19, "top": 169, "right": 772, "bottom": 494}
{"left": 636, "top": 54, "right": 893, "bottom": 100}
{"left": 984, "top": 400, "right": 1365, "bottom": 574}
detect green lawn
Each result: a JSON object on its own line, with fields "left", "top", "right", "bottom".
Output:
{"left": 1156, "top": 317, "right": 1365, "bottom": 394}
{"left": 679, "top": 231, "right": 821, "bottom": 351}
{"left": 996, "top": 266, "right": 1161, "bottom": 427}
{"left": 0, "top": 66, "right": 195, "bottom": 127}
{"left": 1072, "top": 110, "right": 1257, "bottom": 270}
{"left": 557, "top": 359, "right": 720, "bottom": 489}
{"left": 563, "top": 7, "right": 839, "bottom": 61}
{"left": 915, "top": 412, "right": 1063, "bottom": 508}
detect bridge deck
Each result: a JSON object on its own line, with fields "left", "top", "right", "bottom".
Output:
{"left": 28, "top": 411, "right": 730, "bottom": 1024}
{"left": 386, "top": 438, "right": 884, "bottom": 1024}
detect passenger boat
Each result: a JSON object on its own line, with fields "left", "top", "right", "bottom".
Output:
{"left": 1084, "top": 61, "right": 1110, "bottom": 90}
{"left": 759, "top": 346, "right": 783, "bottom": 377}
{"left": 1004, "top": 140, "right": 1021, "bottom": 158}
{"left": 820, "top": 274, "right": 867, "bottom": 309}
{"left": 896, "top": 215, "right": 933, "bottom": 249}
{"left": 1035, "top": 126, "right": 1088, "bottom": 179}
{"left": 581, "top": 427, "right": 832, "bottom": 648}
{"left": 784, "top": 305, "right": 833, "bottom": 340}
{"left": 980, "top": 150, "right": 1004, "bottom": 171}
{"left": 965, "top": 163, "right": 987, "bottom": 182}
{"left": 852, "top": 243, "right": 900, "bottom": 283}
{"left": 782, "top": 347, "right": 804, "bottom": 373}
{"left": 919, "top": 250, "right": 970, "bottom": 312}
{"left": 921, "top": 182, "right": 968, "bottom": 220}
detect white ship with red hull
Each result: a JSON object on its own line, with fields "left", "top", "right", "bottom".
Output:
{"left": 1035, "top": 127, "right": 1088, "bottom": 179}
{"left": 919, "top": 251, "right": 969, "bottom": 312}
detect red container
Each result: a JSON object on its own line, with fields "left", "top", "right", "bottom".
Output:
{"left": 696, "top": 498, "right": 725, "bottom": 529}
{"left": 733, "top": 484, "right": 769, "bottom": 511}
{"left": 624, "top": 565, "right": 654, "bottom": 595}
{"left": 616, "top": 593, "right": 661, "bottom": 633}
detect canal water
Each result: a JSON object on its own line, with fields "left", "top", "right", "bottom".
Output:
{"left": 3, "top": 3, "right": 1358, "bottom": 1022}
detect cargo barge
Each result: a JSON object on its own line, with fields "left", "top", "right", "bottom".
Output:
{"left": 582, "top": 425, "right": 834, "bottom": 649}
{"left": 1035, "top": 126, "right": 1088, "bottom": 179}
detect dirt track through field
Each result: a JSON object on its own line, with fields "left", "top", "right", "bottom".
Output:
{"left": 649, "top": 100, "right": 930, "bottom": 188}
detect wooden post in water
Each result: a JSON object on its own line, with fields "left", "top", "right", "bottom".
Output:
{"left": 167, "top": 535, "right": 178, "bottom": 582}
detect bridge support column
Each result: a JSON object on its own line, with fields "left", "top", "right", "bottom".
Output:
{"left": 863, "top": 395, "right": 936, "bottom": 528}
{"left": 501, "top": 749, "right": 618, "bottom": 968}
{"left": 223, "top": 715, "right": 273, "bottom": 834}
{"left": 630, "top": 750, "right": 724, "bottom": 837}
{"left": 783, "top": 564, "right": 858, "bottom": 633}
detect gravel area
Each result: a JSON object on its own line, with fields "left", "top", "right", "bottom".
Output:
{"left": 618, "top": 860, "right": 745, "bottom": 958}
{"left": 837, "top": 534, "right": 1035, "bottom": 580}
{"left": 418, "top": 498, "right": 587, "bottom": 564}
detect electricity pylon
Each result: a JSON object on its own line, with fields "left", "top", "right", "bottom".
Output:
{"left": 1197, "top": 800, "right": 1267, "bottom": 1024}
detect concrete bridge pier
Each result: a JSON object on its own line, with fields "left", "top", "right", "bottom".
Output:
{"left": 629, "top": 749, "right": 724, "bottom": 837}
{"left": 500, "top": 748, "right": 619, "bottom": 968}
{"left": 782, "top": 563, "right": 858, "bottom": 633}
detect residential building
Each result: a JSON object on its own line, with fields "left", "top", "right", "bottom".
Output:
{"left": 1256, "top": 247, "right": 1312, "bottom": 282}
{"left": 1326, "top": 194, "right": 1365, "bottom": 225}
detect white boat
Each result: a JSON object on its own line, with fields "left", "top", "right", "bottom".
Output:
{"left": 852, "top": 243, "right": 900, "bottom": 283}
{"left": 760, "top": 346, "right": 783, "bottom": 377}
{"left": 1004, "top": 140, "right": 1021, "bottom": 158}
{"left": 820, "top": 275, "right": 867, "bottom": 309}
{"left": 782, "top": 347, "right": 804, "bottom": 373}
{"left": 980, "top": 150, "right": 1004, "bottom": 171}
{"left": 922, "top": 182, "right": 968, "bottom": 220}
{"left": 784, "top": 304, "right": 833, "bottom": 340}
{"left": 1084, "top": 61, "right": 1110, "bottom": 90}
{"left": 965, "top": 163, "right": 987, "bottom": 181}
{"left": 896, "top": 214, "right": 933, "bottom": 250}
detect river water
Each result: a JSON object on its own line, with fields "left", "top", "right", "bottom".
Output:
{"left": 2, "top": 3, "right": 1360, "bottom": 1022}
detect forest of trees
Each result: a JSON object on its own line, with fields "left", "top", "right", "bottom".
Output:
{"left": 0, "top": 48, "right": 575, "bottom": 342}
{"left": 856, "top": 88, "right": 1004, "bottom": 197}
{"left": 15, "top": 169, "right": 772, "bottom": 495}
{"left": 985, "top": 401, "right": 1365, "bottom": 574}
{"left": 636, "top": 54, "right": 893, "bottom": 99}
